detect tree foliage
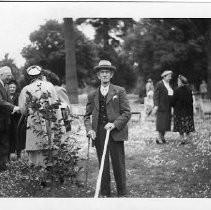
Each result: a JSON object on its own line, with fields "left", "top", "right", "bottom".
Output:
{"left": 20, "top": 18, "right": 211, "bottom": 95}
{"left": 21, "top": 20, "right": 97, "bottom": 88}
{"left": 124, "top": 18, "right": 207, "bottom": 92}
{"left": 25, "top": 87, "right": 81, "bottom": 184}
{"left": 76, "top": 18, "right": 137, "bottom": 91}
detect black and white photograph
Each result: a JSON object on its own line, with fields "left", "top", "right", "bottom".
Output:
{"left": 1, "top": 1, "right": 211, "bottom": 209}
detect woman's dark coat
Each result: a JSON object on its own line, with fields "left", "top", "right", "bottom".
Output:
{"left": 172, "top": 85, "right": 193, "bottom": 116}
{"left": 9, "top": 92, "right": 26, "bottom": 153}
{"left": 153, "top": 80, "right": 172, "bottom": 132}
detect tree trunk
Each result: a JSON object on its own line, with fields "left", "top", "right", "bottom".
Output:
{"left": 63, "top": 18, "right": 78, "bottom": 104}
{"left": 207, "top": 21, "right": 211, "bottom": 98}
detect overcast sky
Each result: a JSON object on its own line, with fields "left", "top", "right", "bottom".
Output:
{"left": 1, "top": 2, "right": 211, "bottom": 68}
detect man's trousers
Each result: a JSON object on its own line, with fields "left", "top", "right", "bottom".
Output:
{"left": 95, "top": 125, "right": 126, "bottom": 196}
{"left": 0, "top": 131, "right": 10, "bottom": 165}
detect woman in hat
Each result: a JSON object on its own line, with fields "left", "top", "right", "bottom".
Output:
{"left": 153, "top": 70, "right": 173, "bottom": 144}
{"left": 18, "top": 65, "right": 65, "bottom": 165}
{"left": 172, "top": 75, "right": 195, "bottom": 144}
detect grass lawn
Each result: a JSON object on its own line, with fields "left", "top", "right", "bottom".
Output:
{"left": 0, "top": 94, "right": 211, "bottom": 197}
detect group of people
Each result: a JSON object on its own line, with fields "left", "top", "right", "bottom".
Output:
{"left": 0, "top": 65, "right": 71, "bottom": 171}
{"left": 0, "top": 59, "right": 197, "bottom": 198}
{"left": 153, "top": 70, "right": 195, "bottom": 145}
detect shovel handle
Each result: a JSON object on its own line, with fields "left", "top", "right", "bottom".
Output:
{"left": 94, "top": 129, "right": 110, "bottom": 198}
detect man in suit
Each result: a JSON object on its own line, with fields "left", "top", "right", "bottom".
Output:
{"left": 0, "top": 66, "right": 20, "bottom": 171}
{"left": 84, "top": 60, "right": 131, "bottom": 197}
{"left": 153, "top": 70, "right": 173, "bottom": 144}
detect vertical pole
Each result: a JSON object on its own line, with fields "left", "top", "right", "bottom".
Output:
{"left": 63, "top": 18, "right": 79, "bottom": 104}
{"left": 94, "top": 129, "right": 110, "bottom": 198}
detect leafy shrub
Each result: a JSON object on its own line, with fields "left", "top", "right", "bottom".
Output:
{"left": 24, "top": 88, "right": 82, "bottom": 185}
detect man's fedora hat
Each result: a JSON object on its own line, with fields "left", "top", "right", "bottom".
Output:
{"left": 27, "top": 65, "right": 42, "bottom": 76}
{"left": 94, "top": 60, "right": 116, "bottom": 73}
{"left": 161, "top": 70, "right": 173, "bottom": 78}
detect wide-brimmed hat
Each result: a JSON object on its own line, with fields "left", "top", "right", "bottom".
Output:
{"left": 161, "top": 70, "right": 173, "bottom": 78}
{"left": 94, "top": 60, "right": 116, "bottom": 73}
{"left": 27, "top": 65, "right": 41, "bottom": 76}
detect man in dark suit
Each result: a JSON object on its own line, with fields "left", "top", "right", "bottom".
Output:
{"left": 0, "top": 66, "right": 20, "bottom": 171}
{"left": 84, "top": 60, "right": 131, "bottom": 197}
{"left": 153, "top": 70, "right": 173, "bottom": 144}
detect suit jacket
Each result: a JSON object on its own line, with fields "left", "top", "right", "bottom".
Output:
{"left": 153, "top": 80, "right": 172, "bottom": 112}
{"left": 0, "top": 82, "right": 14, "bottom": 131}
{"left": 84, "top": 84, "right": 131, "bottom": 141}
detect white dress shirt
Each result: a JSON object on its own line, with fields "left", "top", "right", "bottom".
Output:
{"left": 162, "top": 80, "right": 173, "bottom": 96}
{"left": 100, "top": 85, "right": 109, "bottom": 96}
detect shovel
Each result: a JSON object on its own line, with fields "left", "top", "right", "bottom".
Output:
{"left": 94, "top": 128, "right": 111, "bottom": 198}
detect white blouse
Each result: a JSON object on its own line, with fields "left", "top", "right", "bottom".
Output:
{"left": 162, "top": 80, "right": 173, "bottom": 96}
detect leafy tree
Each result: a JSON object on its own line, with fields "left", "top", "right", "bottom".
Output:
{"left": 21, "top": 20, "right": 97, "bottom": 88}
{"left": 76, "top": 18, "right": 137, "bottom": 91}
{"left": 124, "top": 18, "right": 207, "bottom": 96}
{"left": 64, "top": 18, "right": 78, "bottom": 104}
{"left": 25, "top": 87, "right": 81, "bottom": 185}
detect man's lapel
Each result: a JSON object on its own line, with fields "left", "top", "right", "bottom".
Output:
{"left": 106, "top": 84, "right": 116, "bottom": 104}
{"left": 94, "top": 88, "right": 99, "bottom": 110}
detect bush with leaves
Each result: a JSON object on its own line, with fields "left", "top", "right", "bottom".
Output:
{"left": 25, "top": 89, "right": 81, "bottom": 185}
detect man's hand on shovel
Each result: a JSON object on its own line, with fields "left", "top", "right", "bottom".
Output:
{"left": 104, "top": 122, "right": 115, "bottom": 131}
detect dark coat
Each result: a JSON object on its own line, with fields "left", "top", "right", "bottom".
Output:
{"left": 84, "top": 83, "right": 131, "bottom": 196}
{"left": 0, "top": 82, "right": 14, "bottom": 131}
{"left": 0, "top": 82, "right": 15, "bottom": 160}
{"left": 172, "top": 85, "right": 193, "bottom": 117}
{"left": 153, "top": 80, "right": 172, "bottom": 111}
{"left": 153, "top": 80, "right": 172, "bottom": 131}
{"left": 9, "top": 92, "right": 26, "bottom": 153}
{"left": 84, "top": 84, "right": 131, "bottom": 141}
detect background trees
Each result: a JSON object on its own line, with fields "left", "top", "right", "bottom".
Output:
{"left": 1, "top": 18, "right": 211, "bottom": 98}
{"left": 123, "top": 18, "right": 207, "bottom": 96}
{"left": 21, "top": 20, "right": 97, "bottom": 89}
{"left": 76, "top": 18, "right": 137, "bottom": 91}
{"left": 63, "top": 18, "right": 78, "bottom": 104}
